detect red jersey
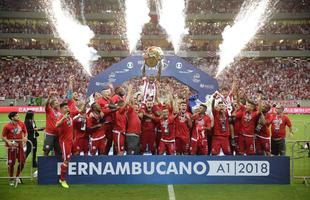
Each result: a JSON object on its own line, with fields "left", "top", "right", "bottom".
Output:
{"left": 87, "top": 112, "right": 105, "bottom": 139}
{"left": 96, "top": 97, "right": 113, "bottom": 123}
{"left": 175, "top": 112, "right": 191, "bottom": 139}
{"left": 255, "top": 113, "right": 273, "bottom": 138}
{"left": 233, "top": 105, "right": 245, "bottom": 136}
{"left": 191, "top": 114, "right": 211, "bottom": 140}
{"left": 236, "top": 110, "right": 259, "bottom": 136}
{"left": 73, "top": 115, "right": 88, "bottom": 139}
{"left": 45, "top": 105, "right": 60, "bottom": 135}
{"left": 67, "top": 99, "right": 79, "bottom": 117}
{"left": 212, "top": 109, "right": 230, "bottom": 137}
{"left": 57, "top": 114, "right": 73, "bottom": 142}
{"left": 140, "top": 107, "right": 159, "bottom": 132}
{"left": 111, "top": 95, "right": 124, "bottom": 104}
{"left": 126, "top": 105, "right": 141, "bottom": 135}
{"left": 159, "top": 115, "right": 176, "bottom": 141}
{"left": 271, "top": 114, "right": 292, "bottom": 139}
{"left": 114, "top": 105, "right": 127, "bottom": 133}
{"left": 2, "top": 120, "right": 27, "bottom": 146}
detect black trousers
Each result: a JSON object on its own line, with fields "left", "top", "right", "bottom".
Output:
{"left": 26, "top": 137, "right": 38, "bottom": 168}
{"left": 271, "top": 138, "right": 286, "bottom": 156}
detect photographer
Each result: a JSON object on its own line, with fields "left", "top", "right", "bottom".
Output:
{"left": 24, "top": 110, "right": 44, "bottom": 168}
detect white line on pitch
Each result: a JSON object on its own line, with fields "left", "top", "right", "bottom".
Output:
{"left": 168, "top": 184, "right": 176, "bottom": 200}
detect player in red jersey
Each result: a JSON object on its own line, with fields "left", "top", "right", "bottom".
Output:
{"left": 255, "top": 103, "right": 273, "bottom": 155}
{"left": 211, "top": 100, "right": 232, "bottom": 155}
{"left": 96, "top": 86, "right": 117, "bottom": 155}
{"left": 158, "top": 107, "right": 177, "bottom": 155}
{"left": 175, "top": 101, "right": 192, "bottom": 155}
{"left": 112, "top": 99, "right": 127, "bottom": 155}
{"left": 233, "top": 99, "right": 261, "bottom": 155}
{"left": 111, "top": 86, "right": 126, "bottom": 104}
{"left": 139, "top": 99, "right": 159, "bottom": 155}
{"left": 190, "top": 104, "right": 211, "bottom": 155}
{"left": 2, "top": 112, "right": 27, "bottom": 186}
{"left": 125, "top": 86, "right": 142, "bottom": 155}
{"left": 67, "top": 75, "right": 80, "bottom": 117}
{"left": 232, "top": 101, "right": 245, "bottom": 155}
{"left": 87, "top": 103, "right": 106, "bottom": 155}
{"left": 72, "top": 101, "right": 88, "bottom": 156}
{"left": 56, "top": 102, "right": 73, "bottom": 189}
{"left": 43, "top": 91, "right": 61, "bottom": 156}
{"left": 270, "top": 104, "right": 293, "bottom": 156}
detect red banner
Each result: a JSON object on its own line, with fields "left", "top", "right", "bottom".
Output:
{"left": 0, "top": 106, "right": 45, "bottom": 113}
{"left": 270, "top": 107, "right": 310, "bottom": 114}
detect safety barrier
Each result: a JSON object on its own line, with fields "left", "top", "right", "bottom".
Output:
{"left": 291, "top": 140, "right": 310, "bottom": 186}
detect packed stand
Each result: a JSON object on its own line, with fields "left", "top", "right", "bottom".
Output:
{"left": 188, "top": 57, "right": 310, "bottom": 100}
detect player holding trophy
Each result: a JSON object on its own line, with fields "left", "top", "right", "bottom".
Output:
{"left": 140, "top": 46, "right": 164, "bottom": 103}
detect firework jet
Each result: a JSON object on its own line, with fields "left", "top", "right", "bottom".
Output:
{"left": 156, "top": 0, "right": 187, "bottom": 54}
{"left": 216, "top": 0, "right": 276, "bottom": 77}
{"left": 125, "top": 0, "right": 150, "bottom": 52}
{"left": 47, "top": 0, "right": 99, "bottom": 75}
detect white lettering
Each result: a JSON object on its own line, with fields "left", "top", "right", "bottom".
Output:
{"left": 90, "top": 162, "right": 102, "bottom": 175}
{"left": 166, "top": 162, "right": 178, "bottom": 175}
{"left": 179, "top": 162, "right": 192, "bottom": 175}
{"left": 143, "top": 162, "right": 155, "bottom": 175}
{"left": 68, "top": 162, "right": 76, "bottom": 175}
{"left": 78, "top": 162, "right": 88, "bottom": 175}
{"left": 115, "top": 162, "right": 130, "bottom": 175}
{"left": 156, "top": 162, "right": 166, "bottom": 175}
{"left": 193, "top": 162, "right": 207, "bottom": 175}
{"left": 103, "top": 162, "right": 115, "bottom": 175}
{"left": 132, "top": 162, "right": 142, "bottom": 175}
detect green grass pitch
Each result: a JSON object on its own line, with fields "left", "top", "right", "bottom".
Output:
{"left": 0, "top": 113, "right": 309, "bottom": 200}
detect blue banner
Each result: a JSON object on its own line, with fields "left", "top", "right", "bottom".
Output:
{"left": 38, "top": 156, "right": 290, "bottom": 184}
{"left": 87, "top": 56, "right": 219, "bottom": 101}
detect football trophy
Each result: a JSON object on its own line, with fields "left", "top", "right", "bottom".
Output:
{"left": 140, "top": 46, "right": 164, "bottom": 102}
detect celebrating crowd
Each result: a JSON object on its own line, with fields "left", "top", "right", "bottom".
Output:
{"left": 2, "top": 72, "right": 294, "bottom": 187}
{"left": 0, "top": 57, "right": 309, "bottom": 101}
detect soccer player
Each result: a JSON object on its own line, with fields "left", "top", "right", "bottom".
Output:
{"left": 255, "top": 103, "right": 273, "bottom": 155}
{"left": 234, "top": 99, "right": 261, "bottom": 155}
{"left": 211, "top": 100, "right": 232, "bottom": 155}
{"left": 43, "top": 91, "right": 61, "bottom": 156}
{"left": 67, "top": 75, "right": 80, "bottom": 117}
{"left": 2, "top": 112, "right": 27, "bottom": 186}
{"left": 112, "top": 100, "right": 127, "bottom": 155}
{"left": 125, "top": 86, "right": 141, "bottom": 155}
{"left": 232, "top": 101, "right": 245, "bottom": 155}
{"left": 139, "top": 99, "right": 159, "bottom": 155}
{"left": 97, "top": 86, "right": 116, "bottom": 155}
{"left": 270, "top": 104, "right": 293, "bottom": 156}
{"left": 87, "top": 103, "right": 106, "bottom": 155}
{"left": 56, "top": 102, "right": 73, "bottom": 188}
{"left": 175, "top": 101, "right": 192, "bottom": 155}
{"left": 111, "top": 86, "right": 126, "bottom": 104}
{"left": 190, "top": 104, "right": 211, "bottom": 155}
{"left": 158, "top": 107, "right": 177, "bottom": 155}
{"left": 72, "top": 102, "right": 88, "bottom": 156}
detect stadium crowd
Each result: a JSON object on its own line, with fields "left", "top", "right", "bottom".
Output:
{"left": 1, "top": 19, "right": 309, "bottom": 36}
{"left": 0, "top": 57, "right": 309, "bottom": 102}
{"left": 1, "top": 38, "right": 309, "bottom": 52}
{"left": 1, "top": 0, "right": 309, "bottom": 14}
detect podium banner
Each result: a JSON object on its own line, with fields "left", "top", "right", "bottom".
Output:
{"left": 38, "top": 156, "right": 290, "bottom": 184}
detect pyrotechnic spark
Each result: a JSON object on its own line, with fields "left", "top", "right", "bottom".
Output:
{"left": 156, "top": 0, "right": 187, "bottom": 54}
{"left": 124, "top": 0, "right": 150, "bottom": 52}
{"left": 216, "top": 0, "right": 277, "bottom": 77}
{"left": 46, "top": 0, "right": 99, "bottom": 75}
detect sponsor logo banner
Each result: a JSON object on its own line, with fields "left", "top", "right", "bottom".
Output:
{"left": 0, "top": 106, "right": 45, "bottom": 113}
{"left": 38, "top": 156, "right": 290, "bottom": 184}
